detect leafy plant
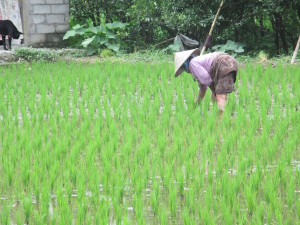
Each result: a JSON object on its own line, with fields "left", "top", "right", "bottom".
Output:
{"left": 165, "top": 39, "right": 181, "bottom": 53}
{"left": 63, "top": 21, "right": 127, "bottom": 55}
{"left": 14, "top": 47, "right": 86, "bottom": 62}
{"left": 212, "top": 40, "right": 245, "bottom": 56}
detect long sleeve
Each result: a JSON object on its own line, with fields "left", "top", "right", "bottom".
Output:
{"left": 189, "top": 58, "right": 213, "bottom": 91}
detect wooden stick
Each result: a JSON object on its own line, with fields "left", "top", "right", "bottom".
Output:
{"left": 291, "top": 35, "right": 300, "bottom": 64}
{"left": 153, "top": 37, "right": 175, "bottom": 47}
{"left": 200, "top": 0, "right": 224, "bottom": 56}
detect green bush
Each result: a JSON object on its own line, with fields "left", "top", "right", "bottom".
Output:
{"left": 100, "top": 49, "right": 113, "bottom": 58}
{"left": 14, "top": 47, "right": 58, "bottom": 62}
{"left": 63, "top": 20, "right": 127, "bottom": 56}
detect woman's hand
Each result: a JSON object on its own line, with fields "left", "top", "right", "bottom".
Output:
{"left": 209, "top": 85, "right": 216, "bottom": 102}
{"left": 211, "top": 93, "right": 216, "bottom": 102}
{"left": 216, "top": 94, "right": 227, "bottom": 113}
{"left": 195, "top": 89, "right": 207, "bottom": 105}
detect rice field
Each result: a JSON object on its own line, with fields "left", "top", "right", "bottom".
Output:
{"left": 0, "top": 61, "right": 299, "bottom": 224}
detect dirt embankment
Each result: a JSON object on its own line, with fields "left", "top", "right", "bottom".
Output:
{"left": 0, "top": 51, "right": 18, "bottom": 65}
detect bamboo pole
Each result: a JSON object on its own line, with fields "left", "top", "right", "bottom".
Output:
{"left": 291, "top": 35, "right": 300, "bottom": 64}
{"left": 200, "top": 0, "right": 224, "bottom": 56}
{"left": 153, "top": 37, "right": 175, "bottom": 47}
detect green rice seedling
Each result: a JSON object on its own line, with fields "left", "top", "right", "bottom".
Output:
{"left": 200, "top": 205, "right": 215, "bottom": 225}
{"left": 245, "top": 187, "right": 257, "bottom": 215}
{"left": 275, "top": 207, "right": 283, "bottom": 225}
{"left": 40, "top": 186, "right": 50, "bottom": 223}
{"left": 296, "top": 200, "right": 300, "bottom": 220}
{"left": 122, "top": 205, "right": 130, "bottom": 225}
{"left": 33, "top": 171, "right": 40, "bottom": 203}
{"left": 56, "top": 186, "right": 72, "bottom": 225}
{"left": 114, "top": 199, "right": 123, "bottom": 225}
{"left": 233, "top": 198, "right": 242, "bottom": 222}
{"left": 203, "top": 185, "right": 213, "bottom": 214}
{"left": 133, "top": 194, "right": 145, "bottom": 225}
{"left": 257, "top": 201, "right": 265, "bottom": 224}
{"left": 183, "top": 207, "right": 192, "bottom": 225}
{"left": 185, "top": 186, "right": 196, "bottom": 215}
{"left": 0, "top": 200, "right": 10, "bottom": 225}
{"left": 264, "top": 178, "right": 278, "bottom": 212}
{"left": 286, "top": 177, "right": 295, "bottom": 208}
{"left": 95, "top": 199, "right": 110, "bottom": 225}
{"left": 156, "top": 204, "right": 168, "bottom": 225}
{"left": 177, "top": 169, "right": 185, "bottom": 196}
{"left": 169, "top": 186, "right": 178, "bottom": 219}
{"left": 4, "top": 160, "right": 14, "bottom": 188}
{"left": 221, "top": 198, "right": 233, "bottom": 225}
{"left": 22, "top": 195, "right": 33, "bottom": 224}
{"left": 20, "top": 158, "right": 30, "bottom": 187}
{"left": 207, "top": 166, "right": 214, "bottom": 186}
{"left": 151, "top": 189, "right": 159, "bottom": 216}
{"left": 15, "top": 209, "right": 24, "bottom": 225}
{"left": 77, "top": 198, "right": 88, "bottom": 225}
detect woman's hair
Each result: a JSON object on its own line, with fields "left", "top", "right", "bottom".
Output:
{"left": 181, "top": 55, "right": 196, "bottom": 72}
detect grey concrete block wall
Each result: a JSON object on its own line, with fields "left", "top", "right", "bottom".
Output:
{"left": 20, "top": 0, "right": 69, "bottom": 47}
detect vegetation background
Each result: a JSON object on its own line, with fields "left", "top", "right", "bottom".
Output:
{"left": 68, "top": 0, "right": 300, "bottom": 57}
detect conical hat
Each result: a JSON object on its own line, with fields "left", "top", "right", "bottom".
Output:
{"left": 174, "top": 48, "right": 200, "bottom": 77}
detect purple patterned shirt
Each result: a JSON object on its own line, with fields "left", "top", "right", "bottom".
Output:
{"left": 189, "top": 52, "right": 219, "bottom": 91}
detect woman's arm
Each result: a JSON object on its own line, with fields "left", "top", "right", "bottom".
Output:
{"left": 195, "top": 88, "right": 207, "bottom": 104}
{"left": 189, "top": 59, "right": 212, "bottom": 105}
{"left": 216, "top": 94, "right": 227, "bottom": 115}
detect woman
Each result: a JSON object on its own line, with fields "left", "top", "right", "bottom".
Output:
{"left": 175, "top": 48, "right": 238, "bottom": 114}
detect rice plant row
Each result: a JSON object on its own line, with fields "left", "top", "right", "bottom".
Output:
{"left": 0, "top": 61, "right": 299, "bottom": 224}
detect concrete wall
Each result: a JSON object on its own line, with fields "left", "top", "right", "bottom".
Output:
{"left": 20, "top": 0, "right": 69, "bottom": 47}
